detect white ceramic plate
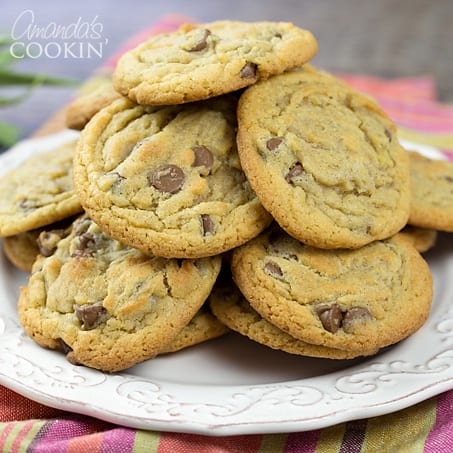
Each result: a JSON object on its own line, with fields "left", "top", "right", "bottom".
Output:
{"left": 0, "top": 132, "right": 453, "bottom": 436}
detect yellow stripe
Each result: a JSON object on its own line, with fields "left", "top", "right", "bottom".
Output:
{"left": 315, "top": 422, "right": 346, "bottom": 452}
{"left": 17, "top": 420, "right": 47, "bottom": 453}
{"left": 398, "top": 127, "right": 453, "bottom": 149}
{"left": 132, "top": 430, "right": 161, "bottom": 453}
{"left": 361, "top": 398, "right": 437, "bottom": 453}
{"left": 258, "top": 433, "right": 288, "bottom": 452}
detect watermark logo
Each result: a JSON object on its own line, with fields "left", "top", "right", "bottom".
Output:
{"left": 9, "top": 9, "right": 109, "bottom": 59}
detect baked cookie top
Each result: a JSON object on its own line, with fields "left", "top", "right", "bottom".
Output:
{"left": 112, "top": 20, "right": 318, "bottom": 105}
{"left": 237, "top": 67, "right": 411, "bottom": 249}
{"left": 231, "top": 226, "right": 432, "bottom": 352}
{"left": 0, "top": 140, "right": 83, "bottom": 237}
{"left": 408, "top": 151, "right": 453, "bottom": 232}
{"left": 209, "top": 278, "right": 378, "bottom": 359}
{"left": 18, "top": 215, "right": 221, "bottom": 372}
{"left": 74, "top": 96, "right": 272, "bottom": 258}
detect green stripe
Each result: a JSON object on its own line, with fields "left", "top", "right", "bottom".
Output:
{"left": 1, "top": 421, "right": 26, "bottom": 453}
{"left": 258, "top": 433, "right": 288, "bottom": 452}
{"left": 17, "top": 420, "right": 47, "bottom": 453}
{"left": 132, "top": 430, "right": 161, "bottom": 453}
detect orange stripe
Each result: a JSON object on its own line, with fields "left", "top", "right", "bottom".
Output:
{"left": 66, "top": 431, "right": 104, "bottom": 453}
{"left": 158, "top": 432, "right": 263, "bottom": 453}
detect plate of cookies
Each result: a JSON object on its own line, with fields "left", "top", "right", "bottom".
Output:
{"left": 1, "top": 20, "right": 453, "bottom": 435}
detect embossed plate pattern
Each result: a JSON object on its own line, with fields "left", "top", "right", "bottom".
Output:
{"left": 0, "top": 132, "right": 452, "bottom": 435}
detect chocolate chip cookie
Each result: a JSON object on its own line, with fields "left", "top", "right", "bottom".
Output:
{"left": 237, "top": 67, "right": 411, "bottom": 249}
{"left": 209, "top": 277, "right": 378, "bottom": 359}
{"left": 160, "top": 304, "right": 229, "bottom": 354}
{"left": 0, "top": 139, "right": 83, "bottom": 237}
{"left": 231, "top": 226, "right": 433, "bottom": 352}
{"left": 18, "top": 215, "right": 221, "bottom": 372}
{"left": 112, "top": 20, "right": 318, "bottom": 105}
{"left": 2, "top": 217, "right": 75, "bottom": 272}
{"left": 74, "top": 96, "right": 272, "bottom": 258}
{"left": 408, "top": 150, "right": 453, "bottom": 232}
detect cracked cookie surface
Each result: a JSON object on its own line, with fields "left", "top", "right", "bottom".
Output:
{"left": 18, "top": 215, "right": 221, "bottom": 372}
{"left": 112, "top": 20, "right": 317, "bottom": 105}
{"left": 74, "top": 96, "right": 272, "bottom": 258}
{"left": 408, "top": 151, "right": 453, "bottom": 232}
{"left": 0, "top": 140, "right": 83, "bottom": 237}
{"left": 237, "top": 67, "right": 411, "bottom": 249}
{"left": 230, "top": 226, "right": 432, "bottom": 352}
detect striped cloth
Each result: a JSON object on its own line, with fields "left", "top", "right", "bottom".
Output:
{"left": 1, "top": 15, "right": 453, "bottom": 453}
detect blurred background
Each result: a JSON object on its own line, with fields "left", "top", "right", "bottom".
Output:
{"left": 1, "top": 0, "right": 452, "bottom": 143}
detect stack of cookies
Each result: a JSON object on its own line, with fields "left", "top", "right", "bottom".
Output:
{"left": 1, "top": 20, "right": 452, "bottom": 372}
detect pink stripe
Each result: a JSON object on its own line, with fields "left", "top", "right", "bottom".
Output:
{"left": 0, "top": 423, "right": 15, "bottom": 447}
{"left": 100, "top": 427, "right": 136, "bottom": 453}
{"left": 424, "top": 391, "right": 453, "bottom": 452}
{"left": 10, "top": 420, "right": 35, "bottom": 453}
{"left": 284, "top": 430, "right": 320, "bottom": 452}
{"left": 339, "top": 419, "right": 367, "bottom": 453}
{"left": 338, "top": 74, "right": 436, "bottom": 101}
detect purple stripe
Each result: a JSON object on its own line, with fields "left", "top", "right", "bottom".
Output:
{"left": 100, "top": 427, "right": 136, "bottom": 453}
{"left": 339, "top": 419, "right": 367, "bottom": 453}
{"left": 284, "top": 429, "right": 320, "bottom": 453}
{"left": 424, "top": 391, "right": 453, "bottom": 452}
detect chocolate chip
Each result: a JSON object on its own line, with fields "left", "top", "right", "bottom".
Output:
{"left": 316, "top": 304, "right": 342, "bottom": 333}
{"left": 201, "top": 214, "right": 215, "bottom": 236}
{"left": 240, "top": 62, "right": 257, "bottom": 79}
{"left": 149, "top": 164, "right": 185, "bottom": 194}
{"left": 75, "top": 303, "right": 108, "bottom": 330}
{"left": 266, "top": 137, "right": 283, "bottom": 151}
{"left": 57, "top": 338, "right": 73, "bottom": 355}
{"left": 192, "top": 145, "right": 214, "bottom": 170}
{"left": 443, "top": 175, "right": 453, "bottom": 183}
{"left": 18, "top": 198, "right": 40, "bottom": 211}
{"left": 188, "top": 28, "right": 211, "bottom": 52}
{"left": 285, "top": 162, "right": 304, "bottom": 184}
{"left": 72, "top": 232, "right": 97, "bottom": 257}
{"left": 384, "top": 128, "right": 393, "bottom": 141}
{"left": 342, "top": 307, "right": 373, "bottom": 333}
{"left": 264, "top": 260, "right": 284, "bottom": 279}
{"left": 72, "top": 216, "right": 91, "bottom": 236}
{"left": 37, "top": 229, "right": 66, "bottom": 257}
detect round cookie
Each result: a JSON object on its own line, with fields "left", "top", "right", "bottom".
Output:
{"left": 74, "top": 96, "right": 272, "bottom": 258}
{"left": 3, "top": 230, "right": 40, "bottom": 272}
{"left": 0, "top": 140, "right": 83, "bottom": 237}
{"left": 209, "top": 279, "right": 378, "bottom": 359}
{"left": 397, "top": 225, "right": 437, "bottom": 253}
{"left": 2, "top": 217, "right": 77, "bottom": 272}
{"left": 408, "top": 150, "right": 453, "bottom": 232}
{"left": 231, "top": 226, "right": 433, "bottom": 352}
{"left": 237, "top": 67, "right": 411, "bottom": 249}
{"left": 112, "top": 20, "right": 318, "bottom": 105}
{"left": 160, "top": 304, "right": 229, "bottom": 354}
{"left": 65, "top": 80, "right": 123, "bottom": 131}
{"left": 18, "top": 215, "right": 221, "bottom": 372}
